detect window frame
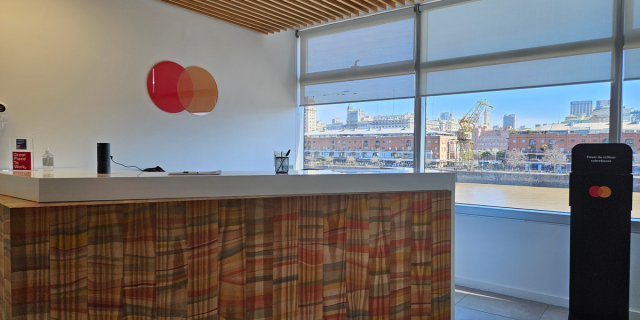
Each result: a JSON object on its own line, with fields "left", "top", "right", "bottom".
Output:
{"left": 296, "top": 0, "right": 627, "bottom": 220}
{"left": 457, "top": 204, "right": 640, "bottom": 233}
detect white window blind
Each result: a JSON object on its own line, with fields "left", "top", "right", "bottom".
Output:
{"left": 298, "top": 9, "right": 415, "bottom": 106}
{"left": 420, "top": 0, "right": 614, "bottom": 96}
{"left": 625, "top": 0, "right": 640, "bottom": 80}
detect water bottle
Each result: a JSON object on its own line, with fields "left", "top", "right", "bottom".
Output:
{"left": 42, "top": 147, "right": 54, "bottom": 171}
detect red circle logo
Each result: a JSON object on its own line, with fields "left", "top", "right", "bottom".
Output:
{"left": 147, "top": 61, "right": 218, "bottom": 115}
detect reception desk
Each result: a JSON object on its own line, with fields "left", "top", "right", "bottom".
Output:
{"left": 0, "top": 169, "right": 454, "bottom": 320}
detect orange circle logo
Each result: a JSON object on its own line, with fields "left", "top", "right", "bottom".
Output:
{"left": 146, "top": 61, "right": 218, "bottom": 115}
{"left": 589, "top": 186, "right": 611, "bottom": 198}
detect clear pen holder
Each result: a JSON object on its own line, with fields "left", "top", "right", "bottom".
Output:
{"left": 275, "top": 156, "right": 289, "bottom": 174}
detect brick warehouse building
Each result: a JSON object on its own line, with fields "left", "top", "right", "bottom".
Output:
{"left": 473, "top": 126, "right": 512, "bottom": 151}
{"left": 425, "top": 133, "right": 457, "bottom": 165}
{"left": 305, "top": 123, "right": 640, "bottom": 168}
{"left": 304, "top": 128, "right": 415, "bottom": 153}
{"left": 303, "top": 128, "right": 457, "bottom": 164}
{"left": 508, "top": 122, "right": 640, "bottom": 158}
{"left": 509, "top": 133, "right": 610, "bottom": 153}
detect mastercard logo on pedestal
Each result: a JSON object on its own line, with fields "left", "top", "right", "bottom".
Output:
{"left": 147, "top": 61, "right": 218, "bottom": 115}
{"left": 589, "top": 186, "right": 612, "bottom": 198}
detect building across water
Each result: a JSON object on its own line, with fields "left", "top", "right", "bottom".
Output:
{"left": 473, "top": 126, "right": 511, "bottom": 151}
{"left": 503, "top": 114, "right": 517, "bottom": 128}
{"left": 508, "top": 122, "right": 640, "bottom": 155}
{"left": 570, "top": 100, "right": 594, "bottom": 117}
{"left": 303, "top": 128, "right": 456, "bottom": 166}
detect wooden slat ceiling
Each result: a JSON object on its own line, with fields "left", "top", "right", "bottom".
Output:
{"left": 158, "top": 0, "right": 422, "bottom": 34}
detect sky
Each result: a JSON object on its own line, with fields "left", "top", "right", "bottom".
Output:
{"left": 314, "top": 80, "right": 640, "bottom": 129}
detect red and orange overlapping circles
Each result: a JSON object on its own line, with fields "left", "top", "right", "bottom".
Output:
{"left": 589, "top": 186, "right": 612, "bottom": 198}
{"left": 147, "top": 61, "right": 218, "bottom": 115}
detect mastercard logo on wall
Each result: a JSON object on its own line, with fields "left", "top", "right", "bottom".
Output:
{"left": 589, "top": 186, "right": 612, "bottom": 198}
{"left": 146, "top": 61, "right": 218, "bottom": 115}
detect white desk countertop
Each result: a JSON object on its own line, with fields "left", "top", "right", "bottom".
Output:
{"left": 0, "top": 168, "right": 455, "bottom": 203}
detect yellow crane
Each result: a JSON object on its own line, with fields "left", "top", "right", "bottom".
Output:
{"left": 455, "top": 100, "right": 493, "bottom": 169}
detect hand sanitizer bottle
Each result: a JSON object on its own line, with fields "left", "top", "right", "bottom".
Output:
{"left": 42, "top": 148, "right": 54, "bottom": 171}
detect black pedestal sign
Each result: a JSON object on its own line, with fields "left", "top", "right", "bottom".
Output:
{"left": 569, "top": 144, "right": 632, "bottom": 319}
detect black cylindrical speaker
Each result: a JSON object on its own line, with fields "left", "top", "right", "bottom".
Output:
{"left": 97, "top": 143, "right": 111, "bottom": 174}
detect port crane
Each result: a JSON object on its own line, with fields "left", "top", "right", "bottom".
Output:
{"left": 455, "top": 100, "right": 493, "bottom": 169}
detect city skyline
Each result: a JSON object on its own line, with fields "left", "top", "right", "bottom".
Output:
{"left": 310, "top": 81, "right": 640, "bottom": 130}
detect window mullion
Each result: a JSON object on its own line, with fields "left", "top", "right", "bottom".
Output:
{"left": 610, "top": 0, "right": 625, "bottom": 143}
{"left": 413, "top": 4, "right": 425, "bottom": 172}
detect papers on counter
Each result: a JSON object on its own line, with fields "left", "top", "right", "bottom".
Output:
{"left": 168, "top": 170, "right": 222, "bottom": 176}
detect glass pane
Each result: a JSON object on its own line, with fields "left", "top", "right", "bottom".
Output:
{"left": 420, "top": 0, "right": 614, "bottom": 97}
{"left": 302, "top": 75, "right": 415, "bottom": 106}
{"left": 303, "top": 99, "right": 414, "bottom": 169}
{"left": 307, "top": 18, "right": 414, "bottom": 73}
{"left": 299, "top": 11, "right": 415, "bottom": 106}
{"left": 622, "top": 79, "right": 640, "bottom": 219}
{"left": 624, "top": 48, "right": 640, "bottom": 80}
{"left": 423, "top": 82, "right": 612, "bottom": 213}
{"left": 424, "top": 0, "right": 612, "bottom": 62}
{"left": 423, "top": 52, "right": 611, "bottom": 96}
{"left": 635, "top": 0, "right": 640, "bottom": 29}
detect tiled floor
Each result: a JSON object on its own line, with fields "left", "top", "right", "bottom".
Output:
{"left": 455, "top": 286, "right": 569, "bottom": 320}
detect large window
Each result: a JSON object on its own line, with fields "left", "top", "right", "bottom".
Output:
{"left": 299, "top": 7, "right": 416, "bottom": 170}
{"left": 297, "top": 0, "right": 640, "bottom": 217}
{"left": 418, "top": 0, "right": 617, "bottom": 214}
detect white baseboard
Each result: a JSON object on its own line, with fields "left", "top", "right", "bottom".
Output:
{"left": 455, "top": 277, "right": 569, "bottom": 308}
{"left": 456, "top": 277, "right": 640, "bottom": 319}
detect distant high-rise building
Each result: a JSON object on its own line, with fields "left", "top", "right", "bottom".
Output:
{"left": 303, "top": 106, "right": 317, "bottom": 133}
{"left": 347, "top": 104, "right": 365, "bottom": 129}
{"left": 357, "top": 113, "right": 414, "bottom": 129}
{"left": 591, "top": 105, "right": 610, "bottom": 123}
{"left": 439, "top": 112, "right": 453, "bottom": 121}
{"left": 425, "top": 119, "right": 460, "bottom": 133}
{"left": 591, "top": 105, "right": 634, "bottom": 123}
{"left": 624, "top": 107, "right": 635, "bottom": 122}
{"left": 596, "top": 100, "right": 610, "bottom": 109}
{"left": 326, "top": 118, "right": 345, "bottom": 130}
{"left": 571, "top": 100, "right": 594, "bottom": 116}
{"left": 503, "top": 114, "right": 517, "bottom": 128}
{"left": 484, "top": 108, "right": 490, "bottom": 126}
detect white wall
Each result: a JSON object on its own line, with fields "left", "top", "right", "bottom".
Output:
{"left": 456, "top": 214, "right": 640, "bottom": 317}
{"left": 0, "top": 0, "right": 298, "bottom": 172}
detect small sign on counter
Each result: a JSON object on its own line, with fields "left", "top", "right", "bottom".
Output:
{"left": 13, "top": 152, "right": 32, "bottom": 170}
{"left": 11, "top": 137, "right": 34, "bottom": 171}
{"left": 15, "top": 139, "right": 27, "bottom": 150}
